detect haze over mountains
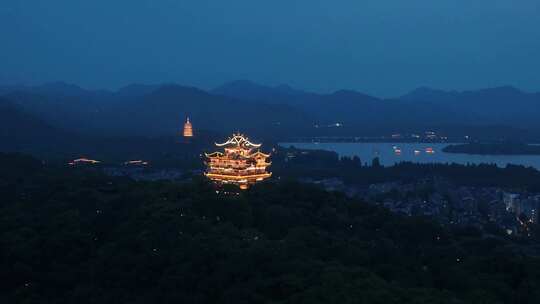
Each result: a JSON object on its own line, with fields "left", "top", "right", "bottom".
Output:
{"left": 215, "top": 80, "right": 540, "bottom": 130}
{"left": 2, "top": 80, "right": 540, "bottom": 153}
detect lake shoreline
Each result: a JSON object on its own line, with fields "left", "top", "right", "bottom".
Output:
{"left": 443, "top": 143, "right": 540, "bottom": 156}
{"left": 279, "top": 142, "right": 540, "bottom": 170}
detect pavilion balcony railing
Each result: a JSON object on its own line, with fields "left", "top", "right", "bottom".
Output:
{"left": 207, "top": 169, "right": 269, "bottom": 176}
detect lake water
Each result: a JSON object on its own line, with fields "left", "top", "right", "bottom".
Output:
{"left": 280, "top": 142, "right": 540, "bottom": 170}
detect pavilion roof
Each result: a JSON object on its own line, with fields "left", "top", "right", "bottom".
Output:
{"left": 215, "top": 133, "right": 261, "bottom": 148}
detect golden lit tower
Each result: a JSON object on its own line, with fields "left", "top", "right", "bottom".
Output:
{"left": 183, "top": 117, "right": 193, "bottom": 137}
{"left": 205, "top": 133, "right": 272, "bottom": 189}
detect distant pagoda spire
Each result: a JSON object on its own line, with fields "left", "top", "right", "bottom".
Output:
{"left": 183, "top": 117, "right": 193, "bottom": 137}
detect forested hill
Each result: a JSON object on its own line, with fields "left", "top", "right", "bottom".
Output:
{"left": 1, "top": 153, "right": 540, "bottom": 303}
{"left": 0, "top": 99, "right": 73, "bottom": 155}
{"left": 0, "top": 99, "right": 59, "bottom": 138}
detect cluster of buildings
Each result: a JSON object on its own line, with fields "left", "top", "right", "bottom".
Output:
{"left": 307, "top": 177, "right": 539, "bottom": 236}
{"left": 504, "top": 192, "right": 539, "bottom": 224}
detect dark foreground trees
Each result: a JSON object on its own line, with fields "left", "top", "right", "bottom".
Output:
{"left": 1, "top": 153, "right": 539, "bottom": 303}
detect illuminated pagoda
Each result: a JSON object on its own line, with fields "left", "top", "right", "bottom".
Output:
{"left": 183, "top": 117, "right": 193, "bottom": 138}
{"left": 205, "top": 133, "right": 271, "bottom": 189}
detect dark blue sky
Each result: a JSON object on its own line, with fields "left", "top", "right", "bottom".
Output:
{"left": 1, "top": 0, "right": 539, "bottom": 97}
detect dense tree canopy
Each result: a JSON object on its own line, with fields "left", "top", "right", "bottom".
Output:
{"left": 1, "top": 153, "right": 540, "bottom": 303}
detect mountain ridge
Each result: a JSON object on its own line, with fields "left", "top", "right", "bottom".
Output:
{"left": 2, "top": 80, "right": 540, "bottom": 140}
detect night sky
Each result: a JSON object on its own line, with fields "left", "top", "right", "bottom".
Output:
{"left": 1, "top": 0, "right": 539, "bottom": 96}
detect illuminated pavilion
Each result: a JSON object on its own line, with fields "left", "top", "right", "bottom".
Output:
{"left": 205, "top": 133, "right": 272, "bottom": 189}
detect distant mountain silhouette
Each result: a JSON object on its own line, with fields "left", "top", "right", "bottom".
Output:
{"left": 213, "top": 80, "right": 317, "bottom": 106}
{"left": 102, "top": 84, "right": 313, "bottom": 138}
{"left": 0, "top": 96, "right": 220, "bottom": 161}
{"left": 116, "top": 84, "right": 161, "bottom": 97}
{"left": 0, "top": 98, "right": 74, "bottom": 155}
{"left": 0, "top": 82, "right": 160, "bottom": 98}
{"left": 0, "top": 99, "right": 57, "bottom": 137}
{"left": 213, "top": 81, "right": 465, "bottom": 133}
{"left": 401, "top": 85, "right": 526, "bottom": 104}
{"left": 3, "top": 81, "right": 540, "bottom": 141}
{"left": 400, "top": 87, "right": 456, "bottom": 103}
{"left": 3, "top": 90, "right": 112, "bottom": 134}
{"left": 0, "top": 82, "right": 109, "bottom": 97}
{"left": 1, "top": 82, "right": 169, "bottom": 135}
{"left": 400, "top": 86, "right": 540, "bottom": 128}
